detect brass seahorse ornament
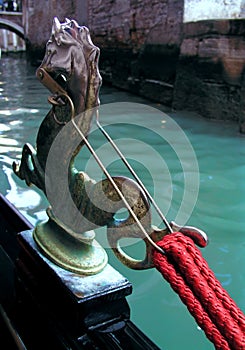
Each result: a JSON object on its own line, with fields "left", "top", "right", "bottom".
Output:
{"left": 12, "top": 18, "right": 154, "bottom": 274}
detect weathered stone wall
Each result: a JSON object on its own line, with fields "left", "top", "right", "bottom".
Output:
{"left": 21, "top": 0, "right": 245, "bottom": 130}
{"left": 22, "top": 0, "right": 87, "bottom": 63}
{"left": 87, "top": 0, "right": 184, "bottom": 106}
{"left": 173, "top": 19, "right": 245, "bottom": 126}
{"left": 88, "top": 0, "right": 183, "bottom": 49}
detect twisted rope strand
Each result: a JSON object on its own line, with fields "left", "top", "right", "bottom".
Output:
{"left": 176, "top": 233, "right": 245, "bottom": 332}
{"left": 165, "top": 237, "right": 245, "bottom": 348}
{"left": 153, "top": 232, "right": 245, "bottom": 350}
{"left": 153, "top": 251, "right": 230, "bottom": 350}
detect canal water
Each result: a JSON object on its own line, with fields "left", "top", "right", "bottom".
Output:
{"left": 0, "top": 56, "right": 245, "bottom": 349}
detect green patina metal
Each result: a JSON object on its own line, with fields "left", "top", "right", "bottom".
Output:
{"left": 12, "top": 17, "right": 153, "bottom": 274}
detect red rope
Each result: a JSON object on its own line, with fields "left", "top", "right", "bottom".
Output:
{"left": 152, "top": 232, "right": 245, "bottom": 350}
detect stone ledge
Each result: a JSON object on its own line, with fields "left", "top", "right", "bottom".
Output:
{"left": 184, "top": 19, "right": 245, "bottom": 38}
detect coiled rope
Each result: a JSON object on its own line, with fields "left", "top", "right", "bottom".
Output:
{"left": 153, "top": 232, "right": 245, "bottom": 350}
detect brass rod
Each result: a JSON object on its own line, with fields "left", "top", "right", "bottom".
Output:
{"left": 71, "top": 117, "right": 166, "bottom": 255}
{"left": 95, "top": 111, "right": 173, "bottom": 233}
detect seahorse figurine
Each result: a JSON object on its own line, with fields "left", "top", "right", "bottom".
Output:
{"left": 12, "top": 17, "right": 152, "bottom": 274}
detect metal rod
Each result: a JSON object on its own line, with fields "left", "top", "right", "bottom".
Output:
{"left": 95, "top": 110, "right": 173, "bottom": 233}
{"left": 71, "top": 116, "right": 166, "bottom": 255}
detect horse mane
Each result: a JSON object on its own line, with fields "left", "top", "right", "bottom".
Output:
{"left": 45, "top": 17, "right": 101, "bottom": 114}
{"left": 51, "top": 17, "right": 98, "bottom": 55}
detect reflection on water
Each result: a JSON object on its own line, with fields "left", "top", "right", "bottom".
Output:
{"left": 0, "top": 56, "right": 245, "bottom": 350}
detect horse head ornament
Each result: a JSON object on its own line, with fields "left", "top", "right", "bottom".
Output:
{"left": 13, "top": 18, "right": 208, "bottom": 275}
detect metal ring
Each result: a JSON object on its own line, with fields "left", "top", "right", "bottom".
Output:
{"left": 49, "top": 93, "right": 75, "bottom": 125}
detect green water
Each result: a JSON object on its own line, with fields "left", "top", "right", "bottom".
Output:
{"left": 0, "top": 56, "right": 244, "bottom": 349}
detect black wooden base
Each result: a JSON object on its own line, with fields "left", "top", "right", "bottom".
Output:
{"left": 16, "top": 230, "right": 132, "bottom": 333}
{"left": 0, "top": 194, "right": 161, "bottom": 349}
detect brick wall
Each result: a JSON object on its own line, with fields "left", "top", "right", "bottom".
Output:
{"left": 88, "top": 0, "right": 183, "bottom": 49}
{"left": 23, "top": 0, "right": 83, "bottom": 62}
{"left": 173, "top": 19, "right": 245, "bottom": 127}
{"left": 23, "top": 0, "right": 184, "bottom": 105}
{"left": 87, "top": 0, "right": 184, "bottom": 105}
{"left": 23, "top": 0, "right": 245, "bottom": 130}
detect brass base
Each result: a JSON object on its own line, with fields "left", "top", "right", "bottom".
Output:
{"left": 33, "top": 218, "right": 108, "bottom": 275}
